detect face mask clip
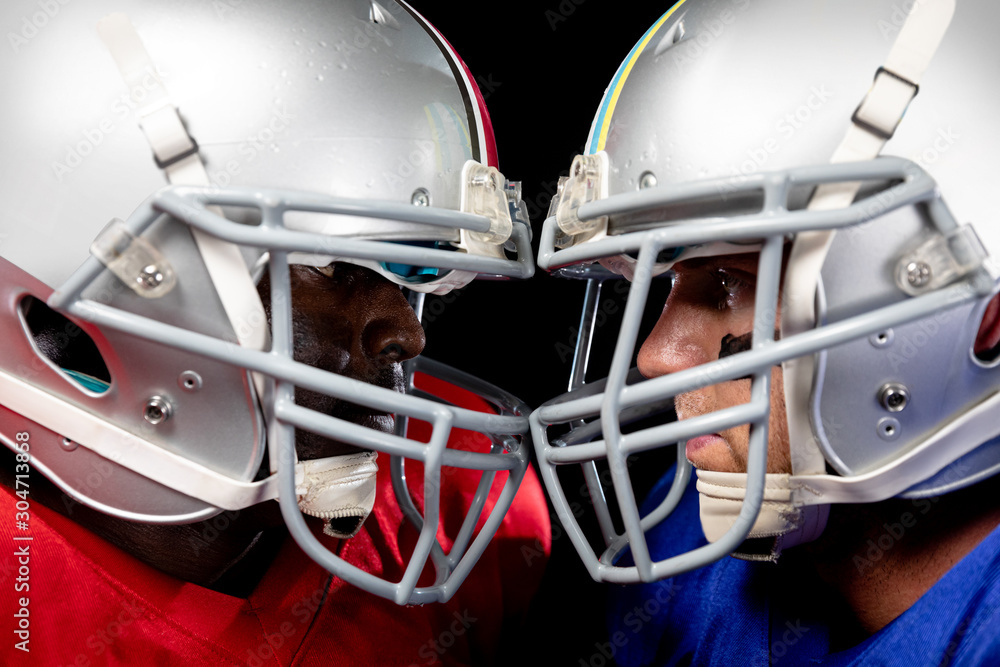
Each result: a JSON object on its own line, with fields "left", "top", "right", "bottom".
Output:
{"left": 895, "top": 224, "right": 990, "bottom": 296}
{"left": 90, "top": 218, "right": 177, "bottom": 298}
{"left": 553, "top": 152, "right": 609, "bottom": 248}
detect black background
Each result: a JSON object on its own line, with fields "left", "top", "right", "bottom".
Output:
{"left": 414, "top": 3, "right": 678, "bottom": 664}
{"left": 416, "top": 0, "right": 672, "bottom": 411}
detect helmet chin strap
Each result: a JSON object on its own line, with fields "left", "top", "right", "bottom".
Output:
{"left": 296, "top": 451, "right": 380, "bottom": 539}
{"left": 695, "top": 329, "right": 832, "bottom": 560}
{"left": 696, "top": 470, "right": 829, "bottom": 561}
{"left": 98, "top": 13, "right": 269, "bottom": 402}
{"left": 696, "top": 0, "right": 957, "bottom": 557}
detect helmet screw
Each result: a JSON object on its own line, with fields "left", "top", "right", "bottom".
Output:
{"left": 411, "top": 188, "right": 430, "bottom": 207}
{"left": 905, "top": 261, "right": 932, "bottom": 288}
{"left": 639, "top": 171, "right": 658, "bottom": 190}
{"left": 137, "top": 264, "right": 165, "bottom": 289}
{"left": 143, "top": 396, "right": 173, "bottom": 425}
{"left": 878, "top": 383, "right": 910, "bottom": 413}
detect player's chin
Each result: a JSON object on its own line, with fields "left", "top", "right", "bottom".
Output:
{"left": 293, "top": 412, "right": 394, "bottom": 460}
{"left": 684, "top": 433, "right": 744, "bottom": 473}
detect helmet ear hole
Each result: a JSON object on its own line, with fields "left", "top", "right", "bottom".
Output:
{"left": 974, "top": 293, "right": 1000, "bottom": 362}
{"left": 19, "top": 296, "right": 112, "bottom": 391}
{"left": 977, "top": 340, "right": 1000, "bottom": 364}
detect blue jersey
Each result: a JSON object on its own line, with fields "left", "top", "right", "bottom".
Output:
{"left": 606, "top": 468, "right": 1000, "bottom": 666}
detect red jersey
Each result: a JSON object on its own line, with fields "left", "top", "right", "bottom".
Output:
{"left": 0, "top": 377, "right": 551, "bottom": 665}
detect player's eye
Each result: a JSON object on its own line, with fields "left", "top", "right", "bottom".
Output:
{"left": 719, "top": 269, "right": 751, "bottom": 294}
{"left": 716, "top": 268, "right": 754, "bottom": 310}
{"left": 311, "top": 265, "right": 336, "bottom": 279}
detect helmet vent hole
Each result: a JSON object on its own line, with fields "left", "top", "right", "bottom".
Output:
{"left": 19, "top": 296, "right": 112, "bottom": 393}
{"left": 369, "top": 1, "right": 401, "bottom": 29}
{"left": 653, "top": 16, "right": 688, "bottom": 57}
{"left": 975, "top": 339, "right": 1000, "bottom": 364}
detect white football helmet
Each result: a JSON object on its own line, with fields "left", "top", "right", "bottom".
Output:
{"left": 531, "top": 0, "right": 1000, "bottom": 584}
{"left": 0, "top": 0, "right": 534, "bottom": 604}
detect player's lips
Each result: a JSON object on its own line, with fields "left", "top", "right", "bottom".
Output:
{"left": 332, "top": 403, "right": 395, "bottom": 433}
{"left": 685, "top": 434, "right": 726, "bottom": 460}
{"left": 293, "top": 378, "right": 401, "bottom": 459}
{"left": 309, "top": 368, "right": 403, "bottom": 433}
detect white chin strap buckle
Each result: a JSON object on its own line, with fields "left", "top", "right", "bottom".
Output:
{"left": 695, "top": 470, "right": 829, "bottom": 561}
{"left": 296, "top": 451, "right": 379, "bottom": 539}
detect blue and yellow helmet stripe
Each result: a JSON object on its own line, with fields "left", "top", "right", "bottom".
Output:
{"left": 586, "top": 0, "right": 690, "bottom": 155}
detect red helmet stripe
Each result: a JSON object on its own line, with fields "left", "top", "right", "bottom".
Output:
{"left": 396, "top": 2, "right": 498, "bottom": 168}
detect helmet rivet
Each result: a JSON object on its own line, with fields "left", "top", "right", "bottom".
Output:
{"left": 60, "top": 437, "right": 78, "bottom": 452}
{"left": 878, "top": 383, "right": 909, "bottom": 412}
{"left": 905, "top": 261, "right": 932, "bottom": 288}
{"left": 143, "top": 396, "right": 173, "bottom": 425}
{"left": 639, "top": 171, "right": 658, "bottom": 190}
{"left": 411, "top": 188, "right": 430, "bottom": 207}
{"left": 178, "top": 371, "right": 203, "bottom": 392}
{"left": 877, "top": 417, "right": 901, "bottom": 441}
{"left": 870, "top": 329, "right": 894, "bottom": 347}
